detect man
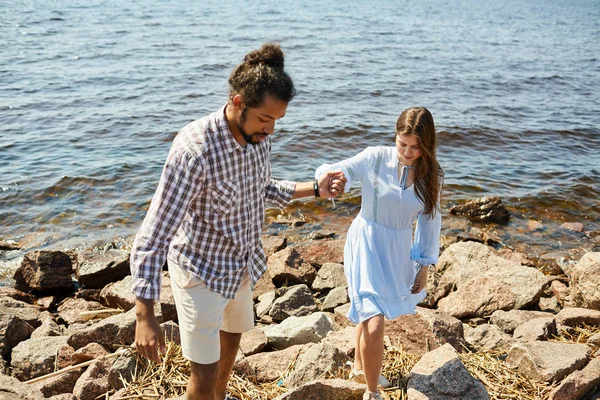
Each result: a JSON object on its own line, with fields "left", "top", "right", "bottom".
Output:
{"left": 130, "top": 43, "right": 345, "bottom": 400}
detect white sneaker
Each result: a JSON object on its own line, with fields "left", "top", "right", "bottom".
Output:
{"left": 362, "top": 391, "right": 383, "bottom": 400}
{"left": 347, "top": 361, "right": 392, "bottom": 388}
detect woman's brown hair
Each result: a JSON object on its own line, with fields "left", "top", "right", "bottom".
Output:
{"left": 396, "top": 107, "right": 444, "bottom": 217}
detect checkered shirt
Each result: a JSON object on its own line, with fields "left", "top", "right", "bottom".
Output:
{"left": 130, "top": 105, "right": 296, "bottom": 300}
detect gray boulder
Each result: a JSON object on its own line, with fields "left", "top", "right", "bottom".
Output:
{"left": 285, "top": 343, "right": 351, "bottom": 388}
{"left": 76, "top": 249, "right": 130, "bottom": 289}
{"left": 11, "top": 336, "right": 71, "bottom": 380}
{"left": 269, "top": 284, "right": 318, "bottom": 322}
{"left": 311, "top": 263, "right": 346, "bottom": 291}
{"left": 263, "top": 312, "right": 334, "bottom": 350}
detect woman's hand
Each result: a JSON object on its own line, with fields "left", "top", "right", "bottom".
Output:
{"left": 411, "top": 265, "right": 429, "bottom": 294}
{"left": 318, "top": 170, "right": 346, "bottom": 198}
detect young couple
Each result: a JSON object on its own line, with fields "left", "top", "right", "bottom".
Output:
{"left": 130, "top": 43, "right": 443, "bottom": 400}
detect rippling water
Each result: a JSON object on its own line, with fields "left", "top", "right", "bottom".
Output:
{"left": 2, "top": 0, "right": 600, "bottom": 276}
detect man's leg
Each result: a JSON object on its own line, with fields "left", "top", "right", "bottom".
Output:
{"left": 215, "top": 330, "right": 243, "bottom": 400}
{"left": 187, "top": 361, "right": 219, "bottom": 400}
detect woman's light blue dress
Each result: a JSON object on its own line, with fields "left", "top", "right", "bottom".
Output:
{"left": 316, "top": 146, "right": 441, "bottom": 324}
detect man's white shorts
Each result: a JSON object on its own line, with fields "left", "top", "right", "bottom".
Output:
{"left": 168, "top": 260, "right": 254, "bottom": 364}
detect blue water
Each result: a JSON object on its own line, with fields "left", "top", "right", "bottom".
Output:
{"left": 1, "top": 0, "right": 600, "bottom": 275}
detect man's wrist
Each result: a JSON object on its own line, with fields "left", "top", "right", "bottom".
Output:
{"left": 313, "top": 181, "right": 320, "bottom": 197}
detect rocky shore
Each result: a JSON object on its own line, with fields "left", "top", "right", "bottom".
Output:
{"left": 1, "top": 196, "right": 599, "bottom": 400}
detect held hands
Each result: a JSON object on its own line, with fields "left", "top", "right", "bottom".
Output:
{"left": 411, "top": 265, "right": 429, "bottom": 294}
{"left": 317, "top": 170, "right": 346, "bottom": 198}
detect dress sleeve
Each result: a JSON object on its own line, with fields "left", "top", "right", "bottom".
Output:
{"left": 314, "top": 147, "right": 373, "bottom": 192}
{"left": 410, "top": 205, "right": 442, "bottom": 266}
{"left": 130, "top": 147, "right": 205, "bottom": 300}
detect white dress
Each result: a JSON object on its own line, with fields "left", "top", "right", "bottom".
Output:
{"left": 315, "top": 146, "right": 441, "bottom": 324}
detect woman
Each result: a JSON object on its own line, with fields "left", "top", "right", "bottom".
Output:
{"left": 316, "top": 107, "right": 443, "bottom": 400}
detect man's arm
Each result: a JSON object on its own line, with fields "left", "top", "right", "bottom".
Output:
{"left": 135, "top": 298, "right": 165, "bottom": 364}
{"left": 291, "top": 170, "right": 346, "bottom": 200}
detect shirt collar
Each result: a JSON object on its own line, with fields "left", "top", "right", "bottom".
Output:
{"left": 217, "top": 104, "right": 244, "bottom": 154}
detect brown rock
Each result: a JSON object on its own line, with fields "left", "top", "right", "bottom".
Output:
{"left": 0, "top": 287, "right": 35, "bottom": 303}
{"left": 561, "top": 222, "right": 584, "bottom": 232}
{"left": 463, "top": 324, "right": 514, "bottom": 352}
{"left": 72, "top": 357, "right": 113, "bottom": 400}
{"left": 262, "top": 235, "right": 287, "bottom": 258}
{"left": 527, "top": 220, "right": 544, "bottom": 231}
{"left": 32, "top": 370, "right": 82, "bottom": 398}
{"left": 234, "top": 344, "right": 309, "bottom": 382}
{"left": 311, "top": 262, "right": 346, "bottom": 291}
{"left": 568, "top": 252, "right": 600, "bottom": 310}
{"left": 449, "top": 196, "right": 510, "bottom": 224}
{"left": 239, "top": 326, "right": 268, "bottom": 356}
{"left": 161, "top": 321, "right": 181, "bottom": 345}
{"left": 550, "top": 280, "right": 570, "bottom": 305}
{"left": 490, "top": 310, "right": 555, "bottom": 334}
{"left": 295, "top": 239, "right": 345, "bottom": 267}
{"left": 107, "top": 351, "right": 137, "bottom": 390}
{"left": 57, "top": 298, "right": 108, "bottom": 325}
{"left": 513, "top": 317, "right": 557, "bottom": 342}
{"left": 407, "top": 344, "right": 489, "bottom": 399}
{"left": 269, "top": 284, "right": 318, "bottom": 322}
{"left": 10, "top": 336, "right": 71, "bottom": 380}
{"left": 0, "top": 374, "right": 45, "bottom": 400}
{"left": 322, "top": 326, "right": 356, "bottom": 357}
{"left": 506, "top": 341, "right": 591, "bottom": 382}
{"left": 267, "top": 247, "right": 318, "bottom": 287}
{"left": 252, "top": 270, "right": 277, "bottom": 301}
{"left": 273, "top": 378, "right": 365, "bottom": 400}
{"left": 321, "top": 286, "right": 349, "bottom": 311}
{"left": 76, "top": 249, "right": 130, "bottom": 289}
{"left": 31, "top": 315, "right": 63, "bottom": 338}
{"left": 14, "top": 250, "right": 73, "bottom": 293}
{"left": 548, "top": 358, "right": 600, "bottom": 400}
{"left": 72, "top": 342, "right": 109, "bottom": 364}
{"left": 555, "top": 307, "right": 600, "bottom": 327}
{"left": 0, "top": 314, "right": 34, "bottom": 357}
{"left": 0, "top": 296, "right": 42, "bottom": 327}
{"left": 285, "top": 343, "right": 351, "bottom": 388}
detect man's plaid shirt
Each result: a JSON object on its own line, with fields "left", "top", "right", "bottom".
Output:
{"left": 130, "top": 105, "right": 296, "bottom": 300}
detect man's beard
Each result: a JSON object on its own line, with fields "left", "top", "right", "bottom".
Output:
{"left": 238, "top": 108, "right": 263, "bottom": 145}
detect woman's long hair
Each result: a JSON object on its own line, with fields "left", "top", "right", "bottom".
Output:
{"left": 395, "top": 107, "right": 444, "bottom": 217}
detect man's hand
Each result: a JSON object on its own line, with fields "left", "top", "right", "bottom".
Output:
{"left": 318, "top": 170, "right": 346, "bottom": 198}
{"left": 135, "top": 298, "right": 166, "bottom": 364}
{"left": 411, "top": 265, "right": 429, "bottom": 294}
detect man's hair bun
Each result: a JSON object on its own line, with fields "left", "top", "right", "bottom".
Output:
{"left": 244, "top": 43, "right": 284, "bottom": 69}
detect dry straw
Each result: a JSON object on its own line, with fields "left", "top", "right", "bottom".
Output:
{"left": 109, "top": 323, "right": 599, "bottom": 400}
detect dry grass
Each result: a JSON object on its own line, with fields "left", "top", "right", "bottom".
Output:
{"left": 111, "top": 323, "right": 600, "bottom": 400}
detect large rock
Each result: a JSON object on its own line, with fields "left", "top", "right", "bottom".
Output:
{"left": 72, "top": 357, "right": 113, "bottom": 400}
{"left": 11, "top": 336, "right": 71, "bottom": 380}
{"left": 57, "top": 297, "right": 108, "bottom": 325}
{"left": 0, "top": 314, "right": 34, "bottom": 357}
{"left": 32, "top": 370, "right": 82, "bottom": 398}
{"left": 99, "top": 273, "right": 176, "bottom": 322}
{"left": 463, "top": 324, "right": 514, "bottom": 352}
{"left": 407, "top": 343, "right": 489, "bottom": 399}
{"left": 285, "top": 343, "right": 351, "bottom": 388}
{"left": 295, "top": 239, "right": 345, "bottom": 267}
{"left": 513, "top": 317, "right": 557, "bottom": 342}
{"left": 489, "top": 309, "right": 554, "bottom": 334}
{"left": 269, "top": 284, "right": 318, "bottom": 322}
{"left": 31, "top": 315, "right": 63, "bottom": 338}
{"left": 255, "top": 291, "right": 276, "bottom": 318}
{"left": 273, "top": 378, "right": 366, "bottom": 400}
{"left": 431, "top": 242, "right": 548, "bottom": 318}
{"left": 263, "top": 312, "right": 334, "bottom": 350}
{"left": 0, "top": 297, "right": 42, "bottom": 327}
{"left": 568, "top": 252, "right": 600, "bottom": 310}
{"left": 14, "top": 250, "right": 74, "bottom": 293}
{"left": 321, "top": 326, "right": 356, "bottom": 357}
{"left": 262, "top": 235, "right": 287, "bottom": 258}
{"left": 0, "top": 374, "right": 45, "bottom": 400}
{"left": 71, "top": 342, "right": 109, "bottom": 365}
{"left": 449, "top": 196, "right": 510, "bottom": 224}
{"left": 239, "top": 326, "right": 268, "bottom": 356}
{"left": 76, "top": 249, "right": 130, "bottom": 289}
{"left": 108, "top": 351, "right": 138, "bottom": 390}
{"left": 311, "top": 263, "right": 346, "bottom": 291}
{"left": 68, "top": 303, "right": 162, "bottom": 350}
{"left": 321, "top": 286, "right": 349, "bottom": 311}
{"left": 267, "top": 248, "right": 318, "bottom": 287}
{"left": 555, "top": 307, "right": 600, "bottom": 327}
{"left": 506, "top": 341, "right": 592, "bottom": 381}
{"left": 233, "top": 344, "right": 309, "bottom": 382}
{"left": 548, "top": 358, "right": 600, "bottom": 400}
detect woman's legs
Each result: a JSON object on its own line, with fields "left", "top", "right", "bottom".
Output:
{"left": 356, "top": 314, "right": 385, "bottom": 393}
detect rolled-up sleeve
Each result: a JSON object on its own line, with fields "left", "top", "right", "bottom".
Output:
{"left": 410, "top": 206, "right": 442, "bottom": 266}
{"left": 265, "top": 178, "right": 296, "bottom": 208}
{"left": 314, "top": 147, "right": 373, "bottom": 193}
{"left": 130, "top": 147, "right": 205, "bottom": 300}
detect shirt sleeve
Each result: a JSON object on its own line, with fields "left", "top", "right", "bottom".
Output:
{"left": 410, "top": 205, "right": 442, "bottom": 266}
{"left": 314, "top": 147, "right": 373, "bottom": 192}
{"left": 130, "top": 147, "right": 205, "bottom": 300}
